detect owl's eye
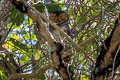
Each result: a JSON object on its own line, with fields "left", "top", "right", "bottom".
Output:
{"left": 49, "top": 13, "right": 58, "bottom": 23}
{"left": 59, "top": 13, "right": 68, "bottom": 22}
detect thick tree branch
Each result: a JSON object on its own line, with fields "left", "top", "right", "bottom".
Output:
{"left": 8, "top": 65, "right": 51, "bottom": 80}
{"left": 92, "top": 15, "right": 120, "bottom": 80}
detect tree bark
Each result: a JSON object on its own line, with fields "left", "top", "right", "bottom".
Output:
{"left": 92, "top": 15, "right": 120, "bottom": 80}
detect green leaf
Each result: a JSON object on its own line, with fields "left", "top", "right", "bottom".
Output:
{"left": 10, "top": 8, "right": 25, "bottom": 26}
{"left": 24, "top": 34, "right": 29, "bottom": 40}
{"left": 7, "top": 22, "right": 13, "bottom": 28}
{"left": 15, "top": 26, "right": 21, "bottom": 29}
{"left": 31, "top": 34, "right": 37, "bottom": 40}
{"left": 21, "top": 30, "right": 27, "bottom": 34}
{"left": 47, "top": 1, "right": 61, "bottom": 13}
{"left": 10, "top": 8, "right": 18, "bottom": 21}
{"left": 9, "top": 38, "right": 29, "bottom": 51}
{"left": 71, "top": 65, "right": 75, "bottom": 72}
{"left": 16, "top": 13, "right": 25, "bottom": 26}
{"left": 35, "top": 4, "right": 45, "bottom": 13}
{"left": 26, "top": 18, "right": 33, "bottom": 26}
{"left": 82, "top": 73, "right": 89, "bottom": 80}
{"left": 20, "top": 55, "right": 28, "bottom": 61}
{"left": 39, "top": 74, "right": 45, "bottom": 80}
{"left": 0, "top": 70, "right": 3, "bottom": 76}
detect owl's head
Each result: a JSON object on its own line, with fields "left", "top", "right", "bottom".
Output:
{"left": 49, "top": 10, "right": 77, "bottom": 39}
{"left": 49, "top": 10, "right": 69, "bottom": 26}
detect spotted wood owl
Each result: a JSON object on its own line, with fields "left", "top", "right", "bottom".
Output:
{"left": 49, "top": 10, "right": 76, "bottom": 39}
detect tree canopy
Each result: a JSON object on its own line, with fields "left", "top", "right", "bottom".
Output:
{"left": 0, "top": 0, "right": 120, "bottom": 80}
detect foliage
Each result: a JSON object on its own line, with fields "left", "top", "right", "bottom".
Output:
{"left": 0, "top": 0, "right": 120, "bottom": 80}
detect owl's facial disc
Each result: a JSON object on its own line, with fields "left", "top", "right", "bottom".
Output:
{"left": 59, "top": 13, "right": 68, "bottom": 23}
{"left": 49, "top": 13, "right": 58, "bottom": 23}
{"left": 49, "top": 11, "right": 69, "bottom": 24}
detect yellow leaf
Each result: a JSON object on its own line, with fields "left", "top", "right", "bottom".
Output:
{"left": 35, "top": 53, "right": 40, "bottom": 60}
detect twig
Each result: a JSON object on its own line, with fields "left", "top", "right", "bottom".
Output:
{"left": 112, "top": 46, "right": 120, "bottom": 78}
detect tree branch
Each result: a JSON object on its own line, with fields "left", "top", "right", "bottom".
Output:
{"left": 8, "top": 65, "right": 51, "bottom": 80}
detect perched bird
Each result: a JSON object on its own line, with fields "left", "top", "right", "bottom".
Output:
{"left": 49, "top": 10, "right": 77, "bottom": 39}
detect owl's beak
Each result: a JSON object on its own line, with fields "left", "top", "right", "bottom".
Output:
{"left": 56, "top": 19, "right": 60, "bottom": 23}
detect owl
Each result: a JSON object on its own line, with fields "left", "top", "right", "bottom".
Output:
{"left": 49, "top": 10, "right": 76, "bottom": 39}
